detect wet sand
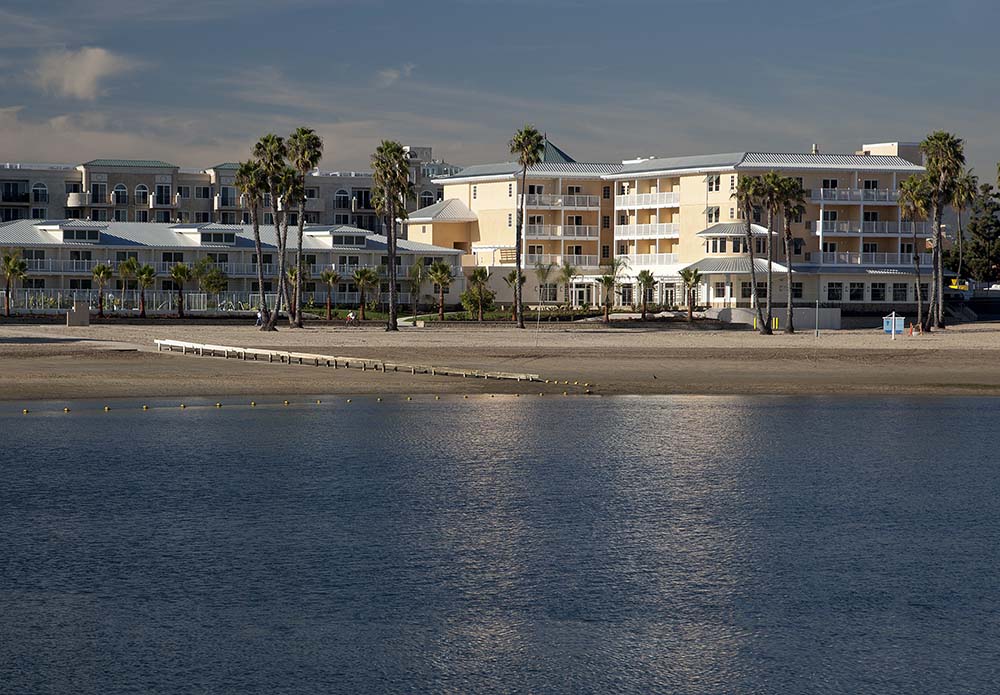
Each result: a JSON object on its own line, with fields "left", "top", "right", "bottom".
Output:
{"left": 2, "top": 321, "right": 1000, "bottom": 401}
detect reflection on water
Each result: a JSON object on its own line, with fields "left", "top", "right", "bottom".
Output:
{"left": 1, "top": 396, "right": 998, "bottom": 694}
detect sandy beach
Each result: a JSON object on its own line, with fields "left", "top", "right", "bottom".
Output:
{"left": 2, "top": 320, "right": 1000, "bottom": 401}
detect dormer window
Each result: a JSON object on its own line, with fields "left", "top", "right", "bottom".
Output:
{"left": 331, "top": 234, "right": 366, "bottom": 246}
{"left": 63, "top": 228, "right": 101, "bottom": 242}
{"left": 200, "top": 231, "right": 236, "bottom": 245}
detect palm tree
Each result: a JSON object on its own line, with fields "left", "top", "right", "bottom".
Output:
{"left": 636, "top": 269, "right": 656, "bottom": 321}
{"left": 276, "top": 166, "right": 304, "bottom": 327}
{"left": 118, "top": 256, "right": 138, "bottom": 309}
{"left": 899, "top": 174, "right": 933, "bottom": 331}
{"left": 533, "top": 261, "right": 556, "bottom": 324}
{"left": 779, "top": 176, "right": 806, "bottom": 334}
{"left": 952, "top": 169, "right": 978, "bottom": 280}
{"left": 468, "top": 266, "right": 491, "bottom": 321}
{"left": 136, "top": 263, "right": 155, "bottom": 319}
{"left": 597, "top": 274, "right": 616, "bottom": 323}
{"left": 169, "top": 262, "right": 192, "bottom": 319}
{"left": 920, "top": 131, "right": 965, "bottom": 328}
{"left": 352, "top": 267, "right": 379, "bottom": 320}
{"left": 733, "top": 176, "right": 768, "bottom": 333}
{"left": 319, "top": 269, "right": 340, "bottom": 321}
{"left": 557, "top": 260, "right": 578, "bottom": 308}
{"left": 91, "top": 264, "right": 113, "bottom": 318}
{"left": 679, "top": 267, "right": 702, "bottom": 322}
{"left": 287, "top": 127, "right": 324, "bottom": 328}
{"left": 427, "top": 261, "right": 453, "bottom": 321}
{"left": 407, "top": 259, "right": 426, "bottom": 320}
{"left": 253, "top": 133, "right": 288, "bottom": 330}
{"left": 759, "top": 171, "right": 785, "bottom": 328}
{"left": 235, "top": 159, "right": 272, "bottom": 329}
{"left": 371, "top": 140, "right": 414, "bottom": 332}
{"left": 502, "top": 269, "right": 525, "bottom": 320}
{"left": 509, "top": 125, "right": 545, "bottom": 328}
{"left": 2, "top": 252, "right": 28, "bottom": 317}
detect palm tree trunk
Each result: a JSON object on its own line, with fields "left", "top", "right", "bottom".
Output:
{"left": 687, "top": 287, "right": 693, "bottom": 322}
{"left": 784, "top": 225, "right": 795, "bottom": 334}
{"left": 266, "top": 199, "right": 284, "bottom": 330}
{"left": 4, "top": 279, "right": 10, "bottom": 317}
{"left": 359, "top": 289, "right": 365, "bottom": 321}
{"left": 745, "top": 216, "right": 767, "bottom": 334}
{"left": 515, "top": 169, "right": 527, "bottom": 328}
{"left": 766, "top": 209, "right": 774, "bottom": 328}
{"left": 251, "top": 206, "right": 270, "bottom": 329}
{"left": 957, "top": 207, "right": 964, "bottom": 279}
{"left": 387, "top": 215, "right": 399, "bottom": 331}
{"left": 98, "top": 287, "right": 104, "bottom": 318}
{"left": 478, "top": 296, "right": 483, "bottom": 322}
{"left": 935, "top": 204, "right": 945, "bottom": 328}
{"left": 177, "top": 287, "right": 185, "bottom": 319}
{"left": 912, "top": 225, "right": 923, "bottom": 331}
{"left": 326, "top": 290, "right": 332, "bottom": 321}
{"left": 140, "top": 288, "right": 146, "bottom": 319}
{"left": 294, "top": 199, "right": 305, "bottom": 328}
{"left": 439, "top": 287, "right": 445, "bottom": 320}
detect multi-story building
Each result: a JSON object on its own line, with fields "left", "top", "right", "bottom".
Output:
{"left": 408, "top": 139, "right": 930, "bottom": 312}
{"left": 0, "top": 218, "right": 464, "bottom": 312}
{"left": 0, "top": 145, "right": 457, "bottom": 233}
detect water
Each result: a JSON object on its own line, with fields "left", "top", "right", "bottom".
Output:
{"left": 1, "top": 396, "right": 998, "bottom": 694}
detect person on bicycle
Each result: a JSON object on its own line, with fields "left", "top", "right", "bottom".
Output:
{"left": 346, "top": 310, "right": 357, "bottom": 326}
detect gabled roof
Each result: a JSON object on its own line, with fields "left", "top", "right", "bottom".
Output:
{"left": 696, "top": 223, "right": 774, "bottom": 237}
{"left": 683, "top": 256, "right": 790, "bottom": 274}
{"left": 435, "top": 161, "right": 622, "bottom": 182}
{"left": 82, "top": 159, "right": 177, "bottom": 168}
{"left": 542, "top": 137, "right": 575, "bottom": 163}
{"left": 406, "top": 198, "right": 477, "bottom": 223}
{"left": 616, "top": 153, "right": 746, "bottom": 177}
{"left": 208, "top": 162, "right": 240, "bottom": 170}
{"left": 609, "top": 151, "right": 923, "bottom": 178}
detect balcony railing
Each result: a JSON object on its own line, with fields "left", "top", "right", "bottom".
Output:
{"left": 213, "top": 194, "right": 240, "bottom": 210}
{"left": 519, "top": 193, "right": 600, "bottom": 208}
{"left": 615, "top": 223, "right": 680, "bottom": 239}
{"left": 820, "top": 251, "right": 933, "bottom": 266}
{"left": 811, "top": 188, "right": 900, "bottom": 203}
{"left": 524, "top": 253, "right": 599, "bottom": 268}
{"left": 621, "top": 253, "right": 679, "bottom": 267}
{"left": 817, "top": 221, "right": 931, "bottom": 236}
{"left": 1, "top": 191, "right": 30, "bottom": 204}
{"left": 615, "top": 192, "right": 680, "bottom": 208}
{"left": 65, "top": 192, "right": 87, "bottom": 207}
{"left": 526, "top": 224, "right": 599, "bottom": 239}
{"left": 90, "top": 192, "right": 110, "bottom": 206}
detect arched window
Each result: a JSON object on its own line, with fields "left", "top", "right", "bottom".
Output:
{"left": 335, "top": 189, "right": 350, "bottom": 209}
{"left": 113, "top": 183, "right": 128, "bottom": 205}
{"left": 419, "top": 190, "right": 434, "bottom": 208}
{"left": 32, "top": 182, "right": 48, "bottom": 203}
{"left": 134, "top": 184, "right": 149, "bottom": 205}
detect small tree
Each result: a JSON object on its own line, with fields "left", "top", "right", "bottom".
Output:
{"left": 408, "top": 260, "right": 426, "bottom": 320}
{"left": 636, "top": 269, "right": 656, "bottom": 321}
{"left": 2, "top": 252, "right": 28, "bottom": 317}
{"left": 468, "top": 267, "right": 491, "bottom": 321}
{"left": 533, "top": 261, "right": 556, "bottom": 323}
{"left": 502, "top": 269, "right": 525, "bottom": 320}
{"left": 597, "top": 274, "right": 615, "bottom": 323}
{"left": 319, "top": 269, "right": 340, "bottom": 320}
{"left": 557, "top": 261, "right": 578, "bottom": 308}
{"left": 427, "top": 261, "right": 454, "bottom": 321}
{"left": 92, "top": 263, "right": 113, "bottom": 318}
{"left": 679, "top": 267, "right": 702, "bottom": 322}
{"left": 169, "top": 263, "right": 193, "bottom": 319}
{"left": 352, "top": 267, "right": 379, "bottom": 320}
{"left": 136, "top": 264, "right": 155, "bottom": 319}
{"left": 118, "top": 256, "right": 139, "bottom": 308}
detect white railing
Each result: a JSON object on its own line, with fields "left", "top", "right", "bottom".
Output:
{"left": 213, "top": 194, "right": 240, "bottom": 210}
{"left": 615, "top": 192, "right": 680, "bottom": 208}
{"left": 562, "top": 225, "right": 599, "bottom": 238}
{"left": 520, "top": 193, "right": 600, "bottom": 208}
{"left": 621, "top": 253, "right": 679, "bottom": 267}
{"left": 818, "top": 221, "right": 932, "bottom": 235}
{"left": 563, "top": 254, "right": 598, "bottom": 267}
{"left": 526, "top": 225, "right": 562, "bottom": 239}
{"left": 812, "top": 188, "right": 899, "bottom": 203}
{"left": 524, "top": 254, "right": 599, "bottom": 267}
{"left": 525, "top": 225, "right": 600, "bottom": 239}
{"left": 820, "top": 251, "right": 933, "bottom": 266}
{"left": 615, "top": 223, "right": 680, "bottom": 239}
{"left": 0, "top": 289, "right": 232, "bottom": 313}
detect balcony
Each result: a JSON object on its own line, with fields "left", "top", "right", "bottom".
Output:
{"left": 150, "top": 194, "right": 178, "bottom": 209}
{"left": 526, "top": 224, "right": 600, "bottom": 239}
{"left": 811, "top": 188, "right": 900, "bottom": 204}
{"left": 615, "top": 223, "right": 680, "bottom": 239}
{"left": 816, "top": 221, "right": 931, "bottom": 236}
{"left": 24, "top": 259, "right": 55, "bottom": 272}
{"left": 213, "top": 194, "right": 240, "bottom": 211}
{"left": 819, "top": 251, "right": 933, "bottom": 266}
{"left": 66, "top": 192, "right": 87, "bottom": 207}
{"left": 519, "top": 193, "right": 600, "bottom": 209}
{"left": 615, "top": 192, "right": 680, "bottom": 208}
{"left": 524, "top": 253, "right": 599, "bottom": 268}
{"left": 621, "top": 253, "right": 679, "bottom": 267}
{"left": 305, "top": 197, "right": 325, "bottom": 213}
{"left": 90, "top": 192, "right": 110, "bottom": 206}
{"left": 1, "top": 191, "right": 30, "bottom": 204}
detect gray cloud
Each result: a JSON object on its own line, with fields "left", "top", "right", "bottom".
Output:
{"left": 33, "top": 47, "right": 138, "bottom": 100}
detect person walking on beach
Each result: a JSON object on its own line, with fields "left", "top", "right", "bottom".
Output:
{"left": 255, "top": 310, "right": 263, "bottom": 327}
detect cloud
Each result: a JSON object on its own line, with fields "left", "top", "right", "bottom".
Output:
{"left": 375, "top": 63, "right": 415, "bottom": 88}
{"left": 33, "top": 47, "right": 138, "bottom": 100}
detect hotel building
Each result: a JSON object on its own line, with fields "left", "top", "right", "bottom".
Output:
{"left": 407, "top": 139, "right": 931, "bottom": 314}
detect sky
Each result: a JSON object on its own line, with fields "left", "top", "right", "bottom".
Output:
{"left": 0, "top": 0, "right": 997, "bottom": 177}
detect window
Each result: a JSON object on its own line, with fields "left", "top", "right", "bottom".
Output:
{"left": 617, "top": 244, "right": 627, "bottom": 255}
{"left": 601, "top": 245, "right": 610, "bottom": 259}
{"left": 566, "top": 245, "right": 582, "bottom": 255}
{"left": 155, "top": 210, "right": 172, "bottom": 223}
{"left": 729, "top": 175, "right": 736, "bottom": 191}
{"left": 714, "top": 282, "right": 727, "bottom": 299}
{"left": 287, "top": 212, "right": 298, "bottom": 226}
{"left": 566, "top": 215, "right": 583, "bottom": 226}
{"left": 822, "top": 210, "right": 838, "bottom": 222}
{"left": 31, "top": 208, "right": 46, "bottom": 219}
{"left": 207, "top": 252, "right": 229, "bottom": 264}
{"left": 65, "top": 209, "right": 82, "bottom": 219}
{"left": 24, "top": 278, "right": 45, "bottom": 289}
{"left": 527, "top": 245, "right": 544, "bottom": 255}
{"left": 752, "top": 206, "right": 762, "bottom": 224}
{"left": 756, "top": 282, "right": 767, "bottom": 299}
{"left": 161, "top": 280, "right": 178, "bottom": 292}
{"left": 116, "top": 251, "right": 138, "bottom": 262}
{"left": 793, "top": 238, "right": 804, "bottom": 255}
{"left": 332, "top": 235, "right": 365, "bottom": 246}
{"left": 195, "top": 212, "right": 211, "bottom": 223}
{"left": 91, "top": 183, "right": 107, "bottom": 205}
{"left": 177, "top": 186, "right": 191, "bottom": 198}
{"left": 567, "top": 185, "right": 582, "bottom": 195}
{"left": 741, "top": 282, "right": 753, "bottom": 299}
{"left": 92, "top": 209, "right": 108, "bottom": 222}
{"left": 338, "top": 255, "right": 360, "bottom": 266}
{"left": 262, "top": 212, "right": 273, "bottom": 225}
{"left": 113, "top": 184, "right": 128, "bottom": 205}
{"left": 304, "top": 212, "right": 319, "bottom": 224}
{"left": 863, "top": 179, "right": 879, "bottom": 190}
{"left": 620, "top": 284, "right": 633, "bottom": 305}
{"left": 755, "top": 237, "right": 765, "bottom": 254}
{"left": 305, "top": 187, "right": 318, "bottom": 199}
{"left": 900, "top": 242, "right": 914, "bottom": 255}
{"left": 827, "top": 282, "right": 843, "bottom": 301}
{"left": 862, "top": 242, "right": 878, "bottom": 254}
{"left": 419, "top": 191, "right": 435, "bottom": 208}
{"left": 528, "top": 184, "right": 544, "bottom": 195}
{"left": 135, "top": 210, "right": 148, "bottom": 222}
{"left": 822, "top": 241, "right": 837, "bottom": 253}
{"left": 69, "top": 279, "right": 92, "bottom": 290}
{"left": 379, "top": 255, "right": 402, "bottom": 266}
{"left": 707, "top": 175, "right": 720, "bottom": 192}
{"left": 251, "top": 281, "right": 273, "bottom": 292}
{"left": 201, "top": 231, "right": 236, "bottom": 244}
{"left": 507, "top": 213, "right": 512, "bottom": 227}
{"left": 709, "top": 238, "right": 727, "bottom": 253}
{"left": 472, "top": 185, "right": 477, "bottom": 200}
{"left": 791, "top": 282, "right": 803, "bottom": 299}
{"left": 155, "top": 184, "right": 172, "bottom": 206}
{"left": 195, "top": 186, "right": 211, "bottom": 199}
{"left": 602, "top": 215, "right": 610, "bottom": 229}
{"left": 730, "top": 207, "right": 735, "bottom": 219}
{"left": 135, "top": 184, "right": 149, "bottom": 205}
{"left": 64, "top": 229, "right": 100, "bottom": 241}
{"left": 334, "top": 213, "right": 349, "bottom": 224}
{"left": 162, "top": 252, "right": 184, "bottom": 263}
{"left": 619, "top": 214, "right": 628, "bottom": 226}
{"left": 732, "top": 238, "right": 744, "bottom": 253}
{"left": 335, "top": 189, "right": 349, "bottom": 208}
{"left": 602, "top": 186, "right": 610, "bottom": 200}
{"left": 822, "top": 179, "right": 839, "bottom": 189}
{"left": 32, "top": 182, "right": 48, "bottom": 203}
{"left": 871, "top": 283, "right": 886, "bottom": 301}
{"left": 893, "top": 283, "right": 908, "bottom": 302}
{"left": 920, "top": 283, "right": 929, "bottom": 299}
{"left": 65, "top": 182, "right": 81, "bottom": 194}
{"left": 706, "top": 207, "right": 720, "bottom": 224}
{"left": 849, "top": 282, "right": 865, "bottom": 301}
{"left": 508, "top": 183, "right": 513, "bottom": 198}
{"left": 69, "top": 250, "right": 92, "bottom": 261}
{"left": 539, "top": 283, "right": 558, "bottom": 302}
{"left": 219, "top": 185, "right": 237, "bottom": 207}
{"left": 251, "top": 254, "right": 273, "bottom": 265}
{"left": 863, "top": 210, "right": 879, "bottom": 222}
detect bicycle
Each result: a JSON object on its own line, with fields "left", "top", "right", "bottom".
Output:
{"left": 345, "top": 316, "right": 360, "bottom": 327}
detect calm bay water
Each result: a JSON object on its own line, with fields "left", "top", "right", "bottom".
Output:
{"left": 1, "top": 395, "right": 998, "bottom": 694}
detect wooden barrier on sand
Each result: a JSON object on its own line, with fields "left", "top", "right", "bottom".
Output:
{"left": 153, "top": 339, "right": 541, "bottom": 383}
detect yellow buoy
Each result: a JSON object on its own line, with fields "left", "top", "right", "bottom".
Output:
{"left": 563, "top": 391, "right": 568, "bottom": 396}
{"left": 142, "top": 405, "right": 149, "bottom": 411}
{"left": 347, "top": 399, "right": 352, "bottom": 403}
{"left": 104, "top": 406, "right": 110, "bottom": 412}
{"left": 316, "top": 400, "right": 321, "bottom": 404}
{"left": 180, "top": 404, "right": 186, "bottom": 409}
{"left": 63, "top": 407, "right": 70, "bottom": 413}
{"left": 22, "top": 408, "right": 29, "bottom": 414}
{"left": 539, "top": 393, "right": 544, "bottom": 396}
{"left": 435, "top": 395, "right": 440, "bottom": 400}
{"left": 406, "top": 396, "right": 412, "bottom": 401}
{"left": 376, "top": 397, "right": 381, "bottom": 402}
{"left": 250, "top": 401, "right": 256, "bottom": 407}
{"left": 283, "top": 400, "right": 289, "bottom": 406}
{"left": 215, "top": 402, "right": 222, "bottom": 408}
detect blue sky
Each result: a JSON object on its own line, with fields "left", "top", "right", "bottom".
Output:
{"left": 1, "top": 0, "right": 996, "bottom": 177}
